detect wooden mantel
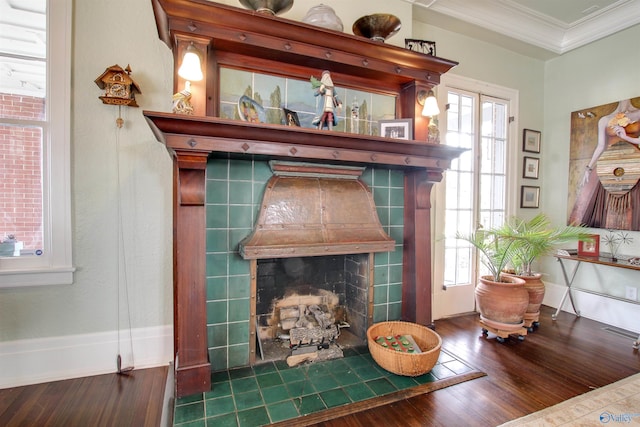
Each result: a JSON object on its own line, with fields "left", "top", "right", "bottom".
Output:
{"left": 144, "top": 112, "right": 465, "bottom": 170}
{"left": 148, "top": 0, "right": 463, "bottom": 397}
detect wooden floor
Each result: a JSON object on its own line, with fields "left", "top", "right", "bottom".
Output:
{"left": 1, "top": 306, "right": 639, "bottom": 427}
{"left": 319, "top": 306, "right": 640, "bottom": 427}
{"left": 0, "top": 365, "right": 170, "bottom": 427}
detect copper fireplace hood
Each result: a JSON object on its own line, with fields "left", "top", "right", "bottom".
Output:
{"left": 239, "top": 162, "right": 395, "bottom": 259}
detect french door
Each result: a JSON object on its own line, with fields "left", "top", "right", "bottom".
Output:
{"left": 432, "top": 75, "right": 518, "bottom": 319}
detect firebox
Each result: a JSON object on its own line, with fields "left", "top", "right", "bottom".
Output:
{"left": 254, "top": 254, "right": 372, "bottom": 365}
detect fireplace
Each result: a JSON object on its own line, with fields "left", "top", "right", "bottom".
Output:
{"left": 144, "top": 111, "right": 463, "bottom": 396}
{"left": 147, "top": 0, "right": 463, "bottom": 397}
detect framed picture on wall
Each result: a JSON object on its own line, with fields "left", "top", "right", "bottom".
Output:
{"left": 578, "top": 234, "right": 600, "bottom": 257}
{"left": 523, "top": 129, "right": 541, "bottom": 153}
{"left": 379, "top": 119, "right": 413, "bottom": 140}
{"left": 523, "top": 156, "right": 540, "bottom": 179}
{"left": 520, "top": 185, "right": 540, "bottom": 208}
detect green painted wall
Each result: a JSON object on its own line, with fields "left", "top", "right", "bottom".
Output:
{"left": 539, "top": 24, "right": 640, "bottom": 302}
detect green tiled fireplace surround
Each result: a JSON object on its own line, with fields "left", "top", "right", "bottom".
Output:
{"left": 173, "top": 347, "right": 475, "bottom": 427}
{"left": 206, "top": 158, "right": 405, "bottom": 372}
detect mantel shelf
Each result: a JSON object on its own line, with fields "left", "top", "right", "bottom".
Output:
{"left": 144, "top": 111, "right": 467, "bottom": 172}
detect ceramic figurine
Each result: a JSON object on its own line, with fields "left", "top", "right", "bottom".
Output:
{"left": 311, "top": 70, "right": 342, "bottom": 130}
{"left": 172, "top": 86, "right": 194, "bottom": 115}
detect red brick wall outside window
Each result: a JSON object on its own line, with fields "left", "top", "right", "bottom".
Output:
{"left": 0, "top": 93, "right": 45, "bottom": 252}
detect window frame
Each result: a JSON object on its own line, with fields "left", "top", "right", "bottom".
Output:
{"left": 0, "top": 0, "right": 74, "bottom": 287}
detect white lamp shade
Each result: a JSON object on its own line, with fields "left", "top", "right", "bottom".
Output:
{"left": 178, "top": 50, "right": 203, "bottom": 82}
{"left": 422, "top": 94, "right": 440, "bottom": 117}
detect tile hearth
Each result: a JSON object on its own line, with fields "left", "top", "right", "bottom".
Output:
{"left": 173, "top": 346, "right": 477, "bottom": 427}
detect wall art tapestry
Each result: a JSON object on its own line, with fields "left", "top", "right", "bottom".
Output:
{"left": 567, "top": 96, "right": 640, "bottom": 230}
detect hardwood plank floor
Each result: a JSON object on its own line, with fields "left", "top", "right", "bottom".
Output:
{"left": 0, "top": 365, "right": 169, "bottom": 427}
{"left": 1, "top": 306, "right": 638, "bottom": 427}
{"left": 317, "top": 306, "right": 640, "bottom": 427}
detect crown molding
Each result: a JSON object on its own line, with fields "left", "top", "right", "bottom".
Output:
{"left": 407, "top": 0, "right": 640, "bottom": 54}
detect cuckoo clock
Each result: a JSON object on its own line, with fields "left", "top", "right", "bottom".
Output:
{"left": 95, "top": 64, "right": 141, "bottom": 107}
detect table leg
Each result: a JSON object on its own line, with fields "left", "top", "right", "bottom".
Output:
{"left": 553, "top": 258, "right": 581, "bottom": 320}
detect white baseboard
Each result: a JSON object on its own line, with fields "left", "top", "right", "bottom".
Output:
{"left": 544, "top": 281, "right": 640, "bottom": 334}
{"left": 0, "top": 325, "right": 173, "bottom": 389}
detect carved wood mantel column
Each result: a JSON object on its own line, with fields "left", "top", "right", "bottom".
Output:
{"left": 173, "top": 151, "right": 210, "bottom": 397}
{"left": 402, "top": 169, "right": 442, "bottom": 327}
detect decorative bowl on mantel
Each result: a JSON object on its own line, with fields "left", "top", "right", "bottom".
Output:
{"left": 352, "top": 13, "right": 401, "bottom": 42}
{"left": 302, "top": 4, "right": 344, "bottom": 32}
{"left": 238, "top": 0, "right": 294, "bottom": 15}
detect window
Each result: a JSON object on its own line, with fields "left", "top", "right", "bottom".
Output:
{"left": 436, "top": 75, "right": 518, "bottom": 288}
{"left": 0, "top": 0, "right": 73, "bottom": 287}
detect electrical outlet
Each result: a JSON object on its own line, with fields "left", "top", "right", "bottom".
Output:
{"left": 625, "top": 286, "right": 637, "bottom": 301}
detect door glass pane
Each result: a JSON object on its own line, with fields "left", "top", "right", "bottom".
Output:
{"left": 443, "top": 91, "right": 509, "bottom": 286}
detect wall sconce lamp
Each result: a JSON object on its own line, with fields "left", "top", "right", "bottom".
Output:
{"left": 173, "top": 42, "right": 203, "bottom": 115}
{"left": 417, "top": 89, "right": 440, "bottom": 117}
{"left": 417, "top": 89, "right": 441, "bottom": 143}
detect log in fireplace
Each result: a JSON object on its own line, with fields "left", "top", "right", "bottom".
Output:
{"left": 147, "top": 0, "right": 464, "bottom": 397}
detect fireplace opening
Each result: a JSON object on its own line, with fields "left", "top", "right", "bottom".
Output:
{"left": 253, "top": 253, "right": 373, "bottom": 366}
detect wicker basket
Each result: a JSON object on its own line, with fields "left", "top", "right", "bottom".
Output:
{"left": 367, "top": 321, "right": 442, "bottom": 376}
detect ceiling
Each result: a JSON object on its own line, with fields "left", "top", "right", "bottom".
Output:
{"left": 408, "top": 0, "right": 640, "bottom": 59}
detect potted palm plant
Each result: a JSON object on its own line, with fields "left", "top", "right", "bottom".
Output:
{"left": 493, "top": 214, "right": 589, "bottom": 330}
{"left": 456, "top": 227, "right": 529, "bottom": 338}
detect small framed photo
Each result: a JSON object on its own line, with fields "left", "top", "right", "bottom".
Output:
{"left": 523, "top": 129, "right": 541, "bottom": 153}
{"left": 523, "top": 156, "right": 539, "bottom": 179}
{"left": 520, "top": 185, "right": 540, "bottom": 208}
{"left": 578, "top": 234, "right": 600, "bottom": 257}
{"left": 379, "top": 119, "right": 413, "bottom": 140}
{"left": 282, "top": 108, "right": 300, "bottom": 126}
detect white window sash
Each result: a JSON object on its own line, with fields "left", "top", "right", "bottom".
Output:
{"left": 0, "top": 0, "right": 74, "bottom": 288}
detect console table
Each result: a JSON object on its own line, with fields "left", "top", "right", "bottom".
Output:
{"left": 554, "top": 252, "right": 640, "bottom": 349}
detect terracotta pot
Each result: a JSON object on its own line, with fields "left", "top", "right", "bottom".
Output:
{"left": 504, "top": 273, "right": 545, "bottom": 324}
{"left": 475, "top": 274, "right": 528, "bottom": 332}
